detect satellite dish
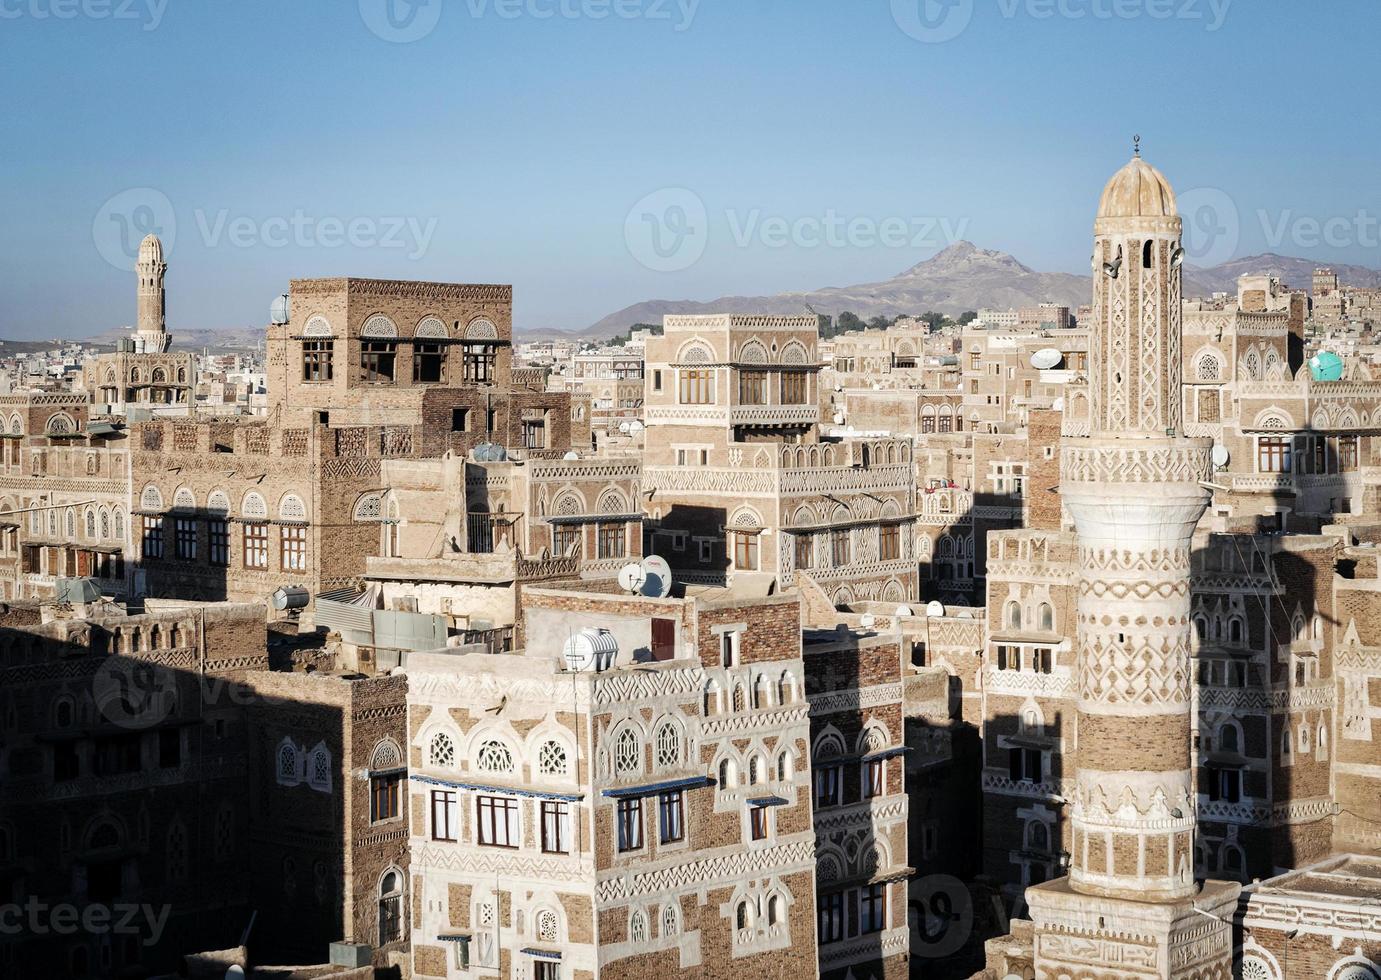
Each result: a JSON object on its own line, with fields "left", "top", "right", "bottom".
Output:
{"left": 833, "top": 413, "right": 845, "bottom": 425}
{"left": 226, "top": 968, "right": 246, "bottom": 980}
{"left": 1052, "top": 397, "right": 1065, "bottom": 411}
{"left": 618, "top": 422, "right": 632, "bottom": 434}
{"left": 269, "top": 294, "right": 290, "bottom": 325}
{"left": 860, "top": 613, "right": 876, "bottom": 628}
{"left": 925, "top": 600, "right": 946, "bottom": 618}
{"left": 1031, "top": 348, "right": 1063, "bottom": 370}
{"left": 617, "top": 562, "right": 646, "bottom": 595}
{"left": 640, "top": 555, "right": 673, "bottom": 598}
{"left": 895, "top": 604, "right": 914, "bottom": 617}
{"left": 629, "top": 421, "right": 645, "bottom": 434}
{"left": 563, "top": 451, "right": 579, "bottom": 461}
{"left": 1211, "top": 444, "right": 1230, "bottom": 468}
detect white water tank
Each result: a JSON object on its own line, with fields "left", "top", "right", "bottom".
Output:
{"left": 562, "top": 628, "right": 618, "bottom": 672}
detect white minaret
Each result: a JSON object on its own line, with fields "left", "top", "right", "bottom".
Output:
{"left": 1025, "top": 147, "right": 1239, "bottom": 979}
{"left": 134, "top": 233, "right": 171, "bottom": 353}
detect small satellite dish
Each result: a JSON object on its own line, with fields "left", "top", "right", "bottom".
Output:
{"left": 617, "top": 562, "right": 646, "bottom": 595}
{"left": 629, "top": 420, "right": 645, "bottom": 434}
{"left": 925, "top": 600, "right": 946, "bottom": 618}
{"left": 618, "top": 422, "right": 632, "bottom": 434}
{"left": 563, "top": 451, "right": 579, "bottom": 461}
{"left": 1031, "top": 348, "right": 1063, "bottom": 370}
{"left": 1052, "top": 397, "right": 1065, "bottom": 411}
{"left": 1211, "top": 444, "right": 1230, "bottom": 468}
{"left": 896, "top": 604, "right": 914, "bottom": 617}
{"left": 860, "top": 613, "right": 876, "bottom": 628}
{"left": 833, "top": 413, "right": 845, "bottom": 425}
{"left": 641, "top": 555, "right": 673, "bottom": 598}
{"left": 226, "top": 968, "right": 246, "bottom": 980}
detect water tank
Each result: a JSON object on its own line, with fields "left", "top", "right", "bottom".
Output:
{"left": 562, "top": 628, "right": 618, "bottom": 672}
{"left": 472, "top": 443, "right": 508, "bottom": 462}
{"left": 271, "top": 586, "right": 310, "bottom": 611}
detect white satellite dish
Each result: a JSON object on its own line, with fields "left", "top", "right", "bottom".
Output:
{"left": 860, "top": 613, "right": 876, "bottom": 628}
{"left": 617, "top": 562, "right": 646, "bottom": 595}
{"left": 563, "top": 451, "right": 579, "bottom": 461}
{"left": 833, "top": 413, "right": 845, "bottom": 425}
{"left": 629, "top": 420, "right": 645, "bottom": 434}
{"left": 925, "top": 600, "right": 946, "bottom": 618}
{"left": 226, "top": 968, "right": 246, "bottom": 980}
{"left": 896, "top": 604, "right": 914, "bottom": 617}
{"left": 1052, "top": 397, "right": 1065, "bottom": 411}
{"left": 1211, "top": 444, "right": 1230, "bottom": 467}
{"left": 618, "top": 421, "right": 632, "bottom": 434}
{"left": 1031, "top": 348, "right": 1063, "bottom": 370}
{"left": 640, "top": 555, "right": 673, "bottom": 598}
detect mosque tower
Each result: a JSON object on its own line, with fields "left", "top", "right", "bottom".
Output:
{"left": 134, "top": 233, "right": 171, "bottom": 353}
{"left": 1024, "top": 147, "right": 1240, "bottom": 979}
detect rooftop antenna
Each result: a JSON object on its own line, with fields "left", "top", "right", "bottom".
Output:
{"left": 1133, "top": 134, "right": 1141, "bottom": 158}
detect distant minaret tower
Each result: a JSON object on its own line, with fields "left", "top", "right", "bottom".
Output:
{"left": 135, "top": 233, "right": 171, "bottom": 353}
{"left": 1025, "top": 144, "right": 1239, "bottom": 979}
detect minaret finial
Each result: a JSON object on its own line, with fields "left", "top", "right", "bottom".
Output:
{"left": 1133, "top": 134, "right": 1141, "bottom": 158}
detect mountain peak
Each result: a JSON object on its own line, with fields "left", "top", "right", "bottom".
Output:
{"left": 896, "top": 241, "right": 1035, "bottom": 280}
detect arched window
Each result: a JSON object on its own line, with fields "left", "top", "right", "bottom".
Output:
{"left": 476, "top": 739, "right": 514, "bottom": 774}
{"left": 1219, "top": 724, "right": 1240, "bottom": 754}
{"left": 749, "top": 755, "right": 762, "bottom": 785}
{"left": 1318, "top": 724, "right": 1329, "bottom": 760}
{"left": 752, "top": 674, "right": 769, "bottom": 709}
{"left": 614, "top": 728, "right": 640, "bottom": 775}
{"left": 100, "top": 508, "right": 110, "bottom": 539}
{"left": 277, "top": 739, "right": 299, "bottom": 785}
{"left": 1006, "top": 600, "right": 1022, "bottom": 630}
{"left": 378, "top": 870, "right": 403, "bottom": 945}
{"left": 1142, "top": 239, "right": 1154, "bottom": 269}
{"left": 113, "top": 509, "right": 125, "bottom": 540}
{"left": 307, "top": 743, "right": 332, "bottom": 791}
{"left": 1038, "top": 603, "right": 1054, "bottom": 632}
{"left": 538, "top": 740, "right": 568, "bottom": 777}
{"left": 662, "top": 903, "right": 679, "bottom": 938}
{"left": 429, "top": 732, "right": 455, "bottom": 768}
{"left": 84, "top": 510, "right": 96, "bottom": 538}
{"left": 1027, "top": 820, "right": 1049, "bottom": 851}
{"left": 732, "top": 684, "right": 746, "bottom": 713}
{"left": 655, "top": 723, "right": 681, "bottom": 770}
{"left": 704, "top": 679, "right": 721, "bottom": 716}
{"left": 777, "top": 752, "right": 792, "bottom": 782}
{"left": 629, "top": 910, "right": 647, "bottom": 944}
{"left": 767, "top": 894, "right": 782, "bottom": 927}
{"left": 718, "top": 758, "right": 736, "bottom": 788}
{"left": 778, "top": 671, "right": 795, "bottom": 704}
{"left": 735, "top": 901, "right": 750, "bottom": 931}
{"left": 536, "top": 909, "right": 560, "bottom": 943}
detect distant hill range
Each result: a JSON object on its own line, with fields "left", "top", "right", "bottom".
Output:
{"left": 564, "top": 242, "right": 1381, "bottom": 342}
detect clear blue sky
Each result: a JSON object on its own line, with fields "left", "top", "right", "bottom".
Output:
{"left": 2, "top": 0, "right": 1378, "bottom": 338}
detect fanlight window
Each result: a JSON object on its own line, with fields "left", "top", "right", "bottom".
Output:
{"left": 475, "top": 740, "right": 514, "bottom": 774}
{"left": 140, "top": 486, "right": 164, "bottom": 511}
{"left": 465, "top": 318, "right": 499, "bottom": 340}
{"left": 536, "top": 909, "right": 560, "bottom": 943}
{"left": 538, "top": 740, "right": 569, "bottom": 776}
{"left": 428, "top": 732, "right": 455, "bottom": 768}
{"left": 242, "top": 492, "right": 268, "bottom": 519}
{"left": 173, "top": 488, "right": 196, "bottom": 511}
{"left": 655, "top": 723, "right": 681, "bottom": 769}
{"left": 370, "top": 740, "right": 401, "bottom": 771}
{"left": 614, "top": 728, "right": 641, "bottom": 775}
{"left": 280, "top": 494, "right": 307, "bottom": 521}
{"left": 207, "top": 491, "right": 231, "bottom": 515}
{"left": 354, "top": 494, "right": 383, "bottom": 521}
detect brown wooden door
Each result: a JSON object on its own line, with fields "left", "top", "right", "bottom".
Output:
{"left": 651, "top": 618, "right": 676, "bottom": 661}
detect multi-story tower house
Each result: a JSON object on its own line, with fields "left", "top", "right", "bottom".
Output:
{"left": 404, "top": 584, "right": 818, "bottom": 980}
{"left": 1024, "top": 153, "right": 1240, "bottom": 978}
{"left": 643, "top": 315, "right": 919, "bottom": 606}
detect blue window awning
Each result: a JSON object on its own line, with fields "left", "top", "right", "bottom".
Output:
{"left": 413, "top": 773, "right": 583, "bottom": 803}
{"left": 523, "top": 948, "right": 562, "bottom": 960}
{"left": 438, "top": 933, "right": 471, "bottom": 943}
{"left": 747, "top": 795, "right": 790, "bottom": 807}
{"left": 601, "top": 775, "right": 712, "bottom": 799}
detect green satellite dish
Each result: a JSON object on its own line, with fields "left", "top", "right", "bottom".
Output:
{"left": 1308, "top": 351, "right": 1344, "bottom": 382}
